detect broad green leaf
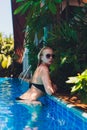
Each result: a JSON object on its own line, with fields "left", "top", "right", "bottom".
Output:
{"left": 71, "top": 84, "right": 81, "bottom": 93}
{"left": 1, "top": 60, "right": 7, "bottom": 68}
{"left": 1, "top": 55, "right": 12, "bottom": 68}
{"left": 66, "top": 76, "right": 79, "bottom": 83}
{"left": 54, "top": 0, "right": 63, "bottom": 3}
{"left": 48, "top": 2, "right": 57, "bottom": 14}
{"left": 14, "top": 2, "right": 31, "bottom": 15}
{"left": 81, "top": 69, "right": 87, "bottom": 76}
{"left": 1, "top": 55, "right": 8, "bottom": 68}
{"left": 20, "top": 2, "right": 32, "bottom": 15}
{"left": 61, "top": 57, "right": 67, "bottom": 65}
{"left": 7, "top": 55, "right": 12, "bottom": 68}
{"left": 16, "top": 0, "right": 24, "bottom": 3}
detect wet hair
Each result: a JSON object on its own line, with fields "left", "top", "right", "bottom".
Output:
{"left": 37, "top": 46, "right": 53, "bottom": 66}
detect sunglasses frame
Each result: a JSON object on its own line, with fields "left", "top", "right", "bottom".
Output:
{"left": 45, "top": 53, "right": 55, "bottom": 59}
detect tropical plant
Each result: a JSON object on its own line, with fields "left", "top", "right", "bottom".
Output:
{"left": 0, "top": 33, "right": 14, "bottom": 69}
{"left": 14, "top": 0, "right": 63, "bottom": 72}
{"left": 46, "top": 4, "right": 87, "bottom": 91}
{"left": 14, "top": 0, "right": 87, "bottom": 91}
{"left": 66, "top": 69, "right": 87, "bottom": 103}
{"left": 48, "top": 4, "right": 87, "bottom": 69}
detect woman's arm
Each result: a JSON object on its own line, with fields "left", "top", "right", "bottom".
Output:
{"left": 41, "top": 66, "right": 57, "bottom": 95}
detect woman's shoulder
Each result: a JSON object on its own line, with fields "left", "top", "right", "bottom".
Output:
{"left": 39, "top": 64, "right": 49, "bottom": 72}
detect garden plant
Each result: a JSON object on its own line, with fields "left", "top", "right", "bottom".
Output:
{"left": 12, "top": 0, "right": 87, "bottom": 102}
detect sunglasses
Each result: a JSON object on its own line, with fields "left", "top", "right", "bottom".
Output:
{"left": 45, "top": 54, "right": 55, "bottom": 59}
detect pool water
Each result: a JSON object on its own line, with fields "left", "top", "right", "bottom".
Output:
{"left": 0, "top": 78, "right": 87, "bottom": 130}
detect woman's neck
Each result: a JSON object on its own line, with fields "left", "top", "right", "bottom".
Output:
{"left": 41, "top": 63, "right": 50, "bottom": 68}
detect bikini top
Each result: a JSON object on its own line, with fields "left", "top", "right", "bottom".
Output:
{"left": 29, "top": 82, "right": 46, "bottom": 93}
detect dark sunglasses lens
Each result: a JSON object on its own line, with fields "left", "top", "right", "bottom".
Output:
{"left": 46, "top": 54, "right": 50, "bottom": 58}
{"left": 46, "top": 54, "right": 55, "bottom": 59}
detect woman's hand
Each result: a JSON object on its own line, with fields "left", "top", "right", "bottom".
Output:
{"left": 52, "top": 83, "right": 58, "bottom": 94}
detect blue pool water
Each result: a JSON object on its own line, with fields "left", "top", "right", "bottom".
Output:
{"left": 0, "top": 78, "right": 87, "bottom": 130}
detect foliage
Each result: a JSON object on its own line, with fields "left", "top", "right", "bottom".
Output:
{"left": 46, "top": 5, "right": 87, "bottom": 91}
{"left": 14, "top": 1, "right": 87, "bottom": 91}
{"left": 14, "top": 0, "right": 63, "bottom": 42}
{"left": 14, "top": 0, "right": 63, "bottom": 73}
{"left": 14, "top": 0, "right": 63, "bottom": 15}
{"left": 48, "top": 5, "right": 87, "bottom": 70}
{"left": 66, "top": 69, "right": 87, "bottom": 93}
{"left": 66, "top": 69, "right": 87, "bottom": 103}
{"left": 0, "top": 33, "right": 14, "bottom": 69}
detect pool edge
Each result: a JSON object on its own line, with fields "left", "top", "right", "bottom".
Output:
{"left": 47, "top": 95, "right": 87, "bottom": 121}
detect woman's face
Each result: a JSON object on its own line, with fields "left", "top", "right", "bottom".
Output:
{"left": 41, "top": 48, "right": 55, "bottom": 66}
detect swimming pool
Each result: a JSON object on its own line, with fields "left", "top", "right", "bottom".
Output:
{"left": 0, "top": 78, "right": 87, "bottom": 130}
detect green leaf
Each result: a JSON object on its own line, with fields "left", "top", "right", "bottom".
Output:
{"left": 81, "top": 69, "right": 87, "bottom": 76}
{"left": 48, "top": 2, "right": 57, "bottom": 14}
{"left": 54, "top": 0, "right": 63, "bottom": 3}
{"left": 66, "top": 76, "right": 79, "bottom": 83}
{"left": 14, "top": 1, "right": 31, "bottom": 15}
{"left": 71, "top": 84, "right": 81, "bottom": 93}
{"left": 21, "top": 2, "right": 32, "bottom": 15}
{"left": 61, "top": 57, "right": 67, "bottom": 65}
{"left": 16, "top": 0, "right": 24, "bottom": 2}
{"left": 1, "top": 55, "right": 8, "bottom": 68}
{"left": 7, "top": 55, "right": 12, "bottom": 68}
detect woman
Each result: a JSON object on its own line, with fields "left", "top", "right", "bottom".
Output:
{"left": 16, "top": 46, "right": 57, "bottom": 104}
